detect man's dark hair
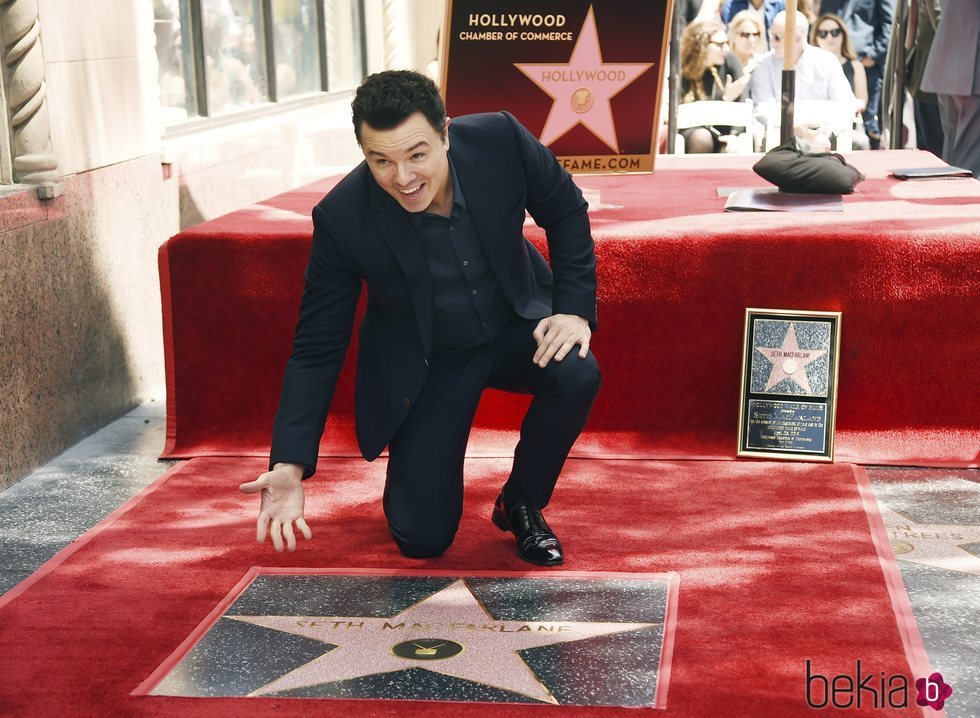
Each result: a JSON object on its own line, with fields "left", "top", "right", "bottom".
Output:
{"left": 352, "top": 70, "right": 447, "bottom": 144}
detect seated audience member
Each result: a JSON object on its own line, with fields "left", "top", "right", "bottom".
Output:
{"left": 750, "top": 11, "right": 857, "bottom": 148}
{"left": 680, "top": 20, "right": 752, "bottom": 153}
{"left": 812, "top": 13, "right": 872, "bottom": 149}
{"left": 720, "top": 0, "right": 785, "bottom": 47}
{"left": 798, "top": 0, "right": 818, "bottom": 25}
{"left": 728, "top": 10, "right": 766, "bottom": 72}
{"left": 819, "top": 0, "right": 894, "bottom": 148}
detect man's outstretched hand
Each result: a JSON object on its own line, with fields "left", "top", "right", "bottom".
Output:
{"left": 239, "top": 463, "right": 312, "bottom": 552}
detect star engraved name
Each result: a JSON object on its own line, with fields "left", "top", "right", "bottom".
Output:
{"left": 293, "top": 619, "right": 575, "bottom": 632}
{"left": 540, "top": 69, "right": 631, "bottom": 82}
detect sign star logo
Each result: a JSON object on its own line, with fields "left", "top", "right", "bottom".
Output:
{"left": 226, "top": 579, "right": 659, "bottom": 704}
{"left": 514, "top": 6, "right": 653, "bottom": 152}
{"left": 755, "top": 323, "right": 827, "bottom": 394}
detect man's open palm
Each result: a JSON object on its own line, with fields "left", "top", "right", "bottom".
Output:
{"left": 239, "top": 466, "right": 312, "bottom": 552}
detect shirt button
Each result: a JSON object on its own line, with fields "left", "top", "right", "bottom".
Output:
{"left": 462, "top": 260, "right": 469, "bottom": 266}
{"left": 449, "top": 225, "right": 454, "bottom": 231}
{"left": 402, "top": 397, "right": 412, "bottom": 408}
{"left": 424, "top": 357, "right": 429, "bottom": 367}
{"left": 471, "top": 289, "right": 478, "bottom": 296}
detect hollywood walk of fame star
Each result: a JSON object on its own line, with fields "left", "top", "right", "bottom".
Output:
{"left": 755, "top": 323, "right": 827, "bottom": 394}
{"left": 514, "top": 6, "right": 653, "bottom": 152}
{"left": 880, "top": 504, "right": 980, "bottom": 576}
{"left": 226, "top": 579, "right": 659, "bottom": 704}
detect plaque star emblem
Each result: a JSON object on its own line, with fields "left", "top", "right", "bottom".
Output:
{"left": 227, "top": 579, "right": 658, "bottom": 704}
{"left": 755, "top": 323, "right": 827, "bottom": 394}
{"left": 514, "top": 6, "right": 653, "bottom": 152}
{"left": 881, "top": 504, "right": 980, "bottom": 576}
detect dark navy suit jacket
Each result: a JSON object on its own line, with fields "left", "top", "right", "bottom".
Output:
{"left": 820, "top": 0, "right": 895, "bottom": 67}
{"left": 721, "top": 0, "right": 785, "bottom": 35}
{"left": 269, "top": 111, "right": 596, "bottom": 476}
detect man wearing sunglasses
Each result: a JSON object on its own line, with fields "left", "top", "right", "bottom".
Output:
{"left": 749, "top": 11, "right": 857, "bottom": 147}
{"left": 819, "top": 0, "right": 895, "bottom": 148}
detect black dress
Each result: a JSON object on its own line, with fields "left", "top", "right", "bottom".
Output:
{"left": 679, "top": 55, "right": 746, "bottom": 151}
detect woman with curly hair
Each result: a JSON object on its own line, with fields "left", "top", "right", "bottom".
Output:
{"left": 679, "top": 19, "right": 751, "bottom": 152}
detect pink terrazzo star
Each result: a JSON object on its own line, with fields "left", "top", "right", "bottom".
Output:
{"left": 514, "top": 6, "right": 653, "bottom": 152}
{"left": 229, "top": 579, "right": 658, "bottom": 704}
{"left": 756, "top": 323, "right": 827, "bottom": 394}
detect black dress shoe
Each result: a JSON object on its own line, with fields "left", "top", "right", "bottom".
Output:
{"left": 491, "top": 493, "right": 564, "bottom": 565}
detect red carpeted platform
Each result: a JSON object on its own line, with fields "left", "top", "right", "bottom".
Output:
{"left": 160, "top": 150, "right": 980, "bottom": 467}
{"left": 0, "top": 458, "right": 933, "bottom": 716}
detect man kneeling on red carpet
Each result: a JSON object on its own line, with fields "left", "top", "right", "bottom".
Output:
{"left": 239, "top": 70, "right": 601, "bottom": 565}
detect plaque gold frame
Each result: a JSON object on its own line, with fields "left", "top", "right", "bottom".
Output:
{"left": 737, "top": 308, "right": 841, "bottom": 461}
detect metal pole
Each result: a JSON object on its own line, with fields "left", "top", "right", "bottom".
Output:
{"left": 780, "top": 2, "right": 798, "bottom": 145}
{"left": 887, "top": 0, "right": 911, "bottom": 148}
{"left": 666, "top": 0, "right": 682, "bottom": 153}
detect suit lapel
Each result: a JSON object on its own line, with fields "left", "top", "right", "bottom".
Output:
{"left": 369, "top": 179, "right": 433, "bottom": 357}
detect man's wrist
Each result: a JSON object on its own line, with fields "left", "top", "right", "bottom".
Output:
{"left": 273, "top": 462, "right": 305, "bottom": 481}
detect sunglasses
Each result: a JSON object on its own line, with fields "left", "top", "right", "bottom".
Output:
{"left": 709, "top": 40, "right": 729, "bottom": 48}
{"left": 816, "top": 27, "right": 843, "bottom": 38}
{"left": 739, "top": 31, "right": 761, "bottom": 39}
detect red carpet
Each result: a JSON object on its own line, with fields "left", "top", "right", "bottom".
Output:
{"left": 159, "top": 150, "right": 980, "bottom": 466}
{"left": 0, "top": 458, "right": 931, "bottom": 716}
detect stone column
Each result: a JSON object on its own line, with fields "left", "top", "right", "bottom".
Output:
{"left": 380, "top": 0, "right": 413, "bottom": 70}
{"left": 0, "top": 0, "right": 60, "bottom": 196}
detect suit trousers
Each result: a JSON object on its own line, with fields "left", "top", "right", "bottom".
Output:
{"left": 382, "top": 316, "right": 601, "bottom": 558}
{"left": 937, "top": 93, "right": 980, "bottom": 178}
{"left": 863, "top": 64, "right": 884, "bottom": 144}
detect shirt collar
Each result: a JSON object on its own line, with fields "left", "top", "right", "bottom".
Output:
{"left": 408, "top": 154, "right": 465, "bottom": 230}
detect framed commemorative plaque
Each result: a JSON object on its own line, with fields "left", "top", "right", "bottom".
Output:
{"left": 737, "top": 309, "right": 841, "bottom": 461}
{"left": 440, "top": 1, "right": 671, "bottom": 174}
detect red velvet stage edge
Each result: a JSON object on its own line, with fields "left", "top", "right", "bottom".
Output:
{"left": 0, "top": 457, "right": 937, "bottom": 717}
{"left": 159, "top": 150, "right": 980, "bottom": 467}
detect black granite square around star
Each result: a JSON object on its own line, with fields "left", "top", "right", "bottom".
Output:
{"left": 146, "top": 571, "right": 674, "bottom": 707}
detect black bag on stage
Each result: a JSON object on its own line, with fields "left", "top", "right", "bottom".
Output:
{"left": 753, "top": 141, "right": 865, "bottom": 194}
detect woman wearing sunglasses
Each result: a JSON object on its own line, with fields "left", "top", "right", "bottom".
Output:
{"left": 679, "top": 19, "right": 751, "bottom": 152}
{"left": 810, "top": 13, "right": 872, "bottom": 149}
{"left": 811, "top": 14, "right": 868, "bottom": 115}
{"left": 727, "top": 11, "right": 765, "bottom": 72}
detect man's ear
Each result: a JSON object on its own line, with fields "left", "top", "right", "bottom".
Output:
{"left": 443, "top": 116, "right": 451, "bottom": 149}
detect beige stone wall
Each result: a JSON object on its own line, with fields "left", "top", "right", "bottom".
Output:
{"left": 0, "top": 1, "right": 429, "bottom": 489}
{"left": 0, "top": 155, "right": 176, "bottom": 489}
{"left": 38, "top": 0, "right": 160, "bottom": 177}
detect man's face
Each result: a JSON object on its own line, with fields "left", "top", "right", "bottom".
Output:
{"left": 360, "top": 112, "right": 451, "bottom": 215}
{"left": 770, "top": 21, "right": 804, "bottom": 57}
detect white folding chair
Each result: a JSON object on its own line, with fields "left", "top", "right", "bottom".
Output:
{"left": 674, "top": 100, "right": 757, "bottom": 155}
{"left": 763, "top": 99, "right": 858, "bottom": 152}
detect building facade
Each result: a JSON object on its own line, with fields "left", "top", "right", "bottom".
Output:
{"left": 0, "top": 0, "right": 444, "bottom": 489}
